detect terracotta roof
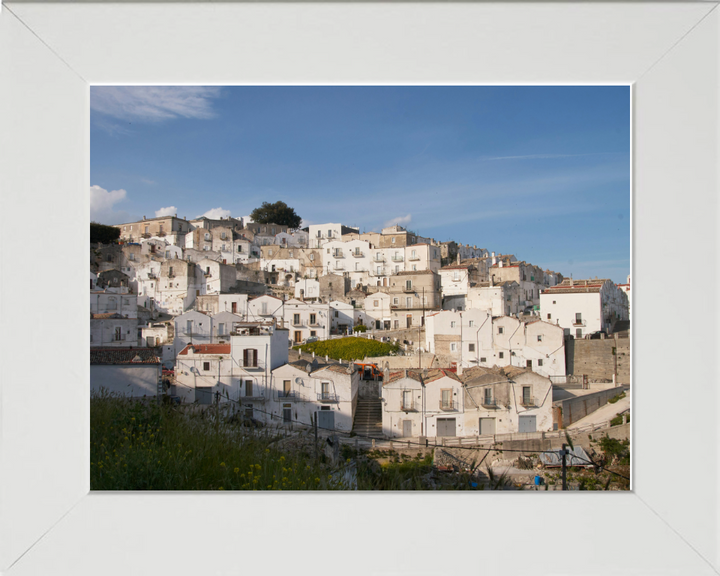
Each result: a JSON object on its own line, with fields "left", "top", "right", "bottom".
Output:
{"left": 395, "top": 270, "right": 434, "bottom": 275}
{"left": 178, "top": 344, "right": 231, "bottom": 356}
{"left": 90, "top": 348, "right": 161, "bottom": 365}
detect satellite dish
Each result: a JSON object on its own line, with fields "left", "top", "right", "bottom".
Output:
{"left": 295, "top": 377, "right": 304, "bottom": 385}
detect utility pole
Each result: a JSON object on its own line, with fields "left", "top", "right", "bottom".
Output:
{"left": 561, "top": 443, "right": 568, "bottom": 490}
{"left": 314, "top": 412, "right": 319, "bottom": 460}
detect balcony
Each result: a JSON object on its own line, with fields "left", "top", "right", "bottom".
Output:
{"left": 402, "top": 286, "right": 415, "bottom": 293}
{"left": 409, "top": 255, "right": 420, "bottom": 261}
{"left": 521, "top": 397, "right": 536, "bottom": 407}
{"left": 243, "top": 394, "right": 265, "bottom": 402}
{"left": 334, "top": 264, "right": 345, "bottom": 271}
{"left": 391, "top": 255, "right": 404, "bottom": 262}
{"left": 439, "top": 400, "right": 458, "bottom": 411}
{"left": 401, "top": 403, "right": 416, "bottom": 412}
{"left": 291, "top": 320, "right": 304, "bottom": 327}
{"left": 370, "top": 269, "right": 387, "bottom": 277}
{"left": 317, "top": 392, "right": 339, "bottom": 403}
{"left": 481, "top": 398, "right": 498, "bottom": 408}
{"left": 275, "top": 391, "right": 305, "bottom": 402}
{"left": 141, "top": 233, "right": 151, "bottom": 239}
{"left": 147, "top": 273, "right": 157, "bottom": 279}
{"left": 374, "top": 255, "right": 386, "bottom": 262}
{"left": 351, "top": 251, "right": 364, "bottom": 258}
{"left": 204, "top": 272, "right": 212, "bottom": 278}
{"left": 332, "top": 250, "right": 344, "bottom": 258}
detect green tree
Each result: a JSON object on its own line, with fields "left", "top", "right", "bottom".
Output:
{"left": 91, "top": 222, "right": 121, "bottom": 244}
{"left": 249, "top": 201, "right": 302, "bottom": 230}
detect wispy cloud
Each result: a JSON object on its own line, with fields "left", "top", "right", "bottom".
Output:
{"left": 198, "top": 207, "right": 232, "bottom": 220}
{"left": 155, "top": 206, "right": 177, "bottom": 217}
{"left": 141, "top": 178, "right": 157, "bottom": 185}
{"left": 383, "top": 214, "right": 412, "bottom": 228}
{"left": 479, "top": 152, "right": 623, "bottom": 161}
{"left": 91, "top": 184, "right": 131, "bottom": 224}
{"left": 91, "top": 87, "right": 223, "bottom": 123}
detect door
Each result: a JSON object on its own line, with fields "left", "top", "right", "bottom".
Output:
{"left": 479, "top": 418, "right": 496, "bottom": 436}
{"left": 406, "top": 315, "right": 412, "bottom": 328}
{"left": 317, "top": 410, "right": 334, "bottom": 430}
{"left": 437, "top": 418, "right": 456, "bottom": 437}
{"left": 231, "top": 302, "right": 237, "bottom": 313}
{"left": 402, "top": 420, "right": 413, "bottom": 437}
{"left": 294, "top": 331, "right": 302, "bottom": 343}
{"left": 283, "top": 405, "right": 292, "bottom": 424}
{"left": 518, "top": 415, "right": 537, "bottom": 433}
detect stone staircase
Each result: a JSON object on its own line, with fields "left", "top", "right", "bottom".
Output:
{"left": 353, "top": 397, "right": 384, "bottom": 439}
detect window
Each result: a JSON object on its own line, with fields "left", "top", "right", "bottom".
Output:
{"left": 480, "top": 357, "right": 487, "bottom": 363}
{"left": 537, "top": 334, "right": 543, "bottom": 342}
{"left": 310, "top": 331, "right": 316, "bottom": 337}
{"left": 394, "top": 320, "right": 399, "bottom": 329}
{"left": 328, "top": 230, "right": 332, "bottom": 237}
{"left": 261, "top": 302, "right": 268, "bottom": 315}
{"left": 412, "top": 265, "right": 417, "bottom": 271}
{"left": 526, "top": 360, "right": 532, "bottom": 368}
{"left": 450, "top": 321, "right": 456, "bottom": 328}
{"left": 441, "top": 389, "right": 452, "bottom": 409}
{"left": 245, "top": 380, "right": 253, "bottom": 396}
{"left": 114, "top": 327, "right": 122, "bottom": 341}
{"left": 393, "top": 298, "right": 399, "bottom": 305}
{"left": 377, "top": 266, "right": 382, "bottom": 275}
{"left": 547, "top": 314, "right": 551, "bottom": 320}
{"left": 484, "top": 388, "right": 492, "bottom": 404}
{"left": 283, "top": 380, "right": 291, "bottom": 397}
{"left": 499, "top": 352, "right": 504, "bottom": 359}
{"left": 453, "top": 271, "right": 460, "bottom": 281}
{"left": 237, "top": 245, "right": 243, "bottom": 252}
{"left": 522, "top": 386, "right": 531, "bottom": 405}
{"left": 498, "top": 326, "right": 504, "bottom": 334}
{"left": 395, "top": 266, "right": 400, "bottom": 274}
{"left": 205, "top": 233, "right": 210, "bottom": 240}
{"left": 123, "top": 226, "right": 127, "bottom": 231}
{"left": 218, "top": 323, "right": 225, "bottom": 335}
{"left": 310, "top": 314, "right": 316, "bottom": 325}
{"left": 468, "top": 320, "right": 474, "bottom": 327}
{"left": 391, "top": 237, "right": 395, "bottom": 244}
{"left": 321, "top": 382, "right": 330, "bottom": 400}
{"left": 221, "top": 244, "right": 225, "bottom": 251}
{"left": 334, "top": 311, "right": 339, "bottom": 318}
{"left": 538, "top": 359, "right": 544, "bottom": 367}
{"left": 221, "top": 232, "right": 226, "bottom": 239}
{"left": 293, "top": 313, "right": 301, "bottom": 325}
{"left": 450, "top": 343, "right": 457, "bottom": 352}
{"left": 411, "top": 250, "right": 416, "bottom": 258}
{"left": 402, "top": 390, "right": 412, "bottom": 410}
{"left": 243, "top": 349, "right": 258, "bottom": 367}
{"left": 129, "top": 253, "right": 134, "bottom": 261}
{"left": 283, "top": 406, "right": 292, "bottom": 423}
{"left": 576, "top": 329, "right": 583, "bottom": 338}
{"left": 406, "top": 297, "right": 412, "bottom": 307}
{"left": 405, "top": 280, "right": 412, "bottom": 290}
{"left": 309, "top": 254, "right": 314, "bottom": 261}
{"left": 373, "top": 300, "right": 379, "bottom": 307}
{"left": 203, "top": 362, "right": 210, "bottom": 371}
{"left": 469, "top": 343, "right": 475, "bottom": 352}
{"left": 269, "top": 249, "right": 273, "bottom": 256}
{"left": 553, "top": 300, "right": 556, "bottom": 304}
{"left": 203, "top": 246, "right": 209, "bottom": 251}
{"left": 289, "top": 251, "right": 293, "bottom": 257}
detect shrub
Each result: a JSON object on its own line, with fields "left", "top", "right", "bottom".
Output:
{"left": 297, "top": 337, "right": 399, "bottom": 361}
{"left": 353, "top": 324, "right": 368, "bottom": 333}
{"left": 608, "top": 391, "right": 626, "bottom": 404}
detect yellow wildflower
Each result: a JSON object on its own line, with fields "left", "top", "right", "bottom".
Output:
{"left": 220, "top": 462, "right": 226, "bottom": 467}
{"left": 234, "top": 467, "right": 240, "bottom": 474}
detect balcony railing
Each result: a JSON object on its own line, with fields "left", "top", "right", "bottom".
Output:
{"left": 275, "top": 391, "right": 305, "bottom": 402}
{"left": 402, "top": 286, "right": 415, "bottom": 293}
{"left": 408, "top": 255, "right": 420, "bottom": 261}
{"left": 370, "top": 268, "right": 387, "bottom": 276}
{"left": 439, "top": 400, "right": 458, "bottom": 411}
{"left": 352, "top": 251, "right": 364, "bottom": 258}
{"left": 401, "top": 403, "right": 417, "bottom": 412}
{"left": 332, "top": 251, "right": 344, "bottom": 258}
{"left": 374, "top": 255, "right": 385, "bottom": 262}
{"left": 317, "top": 393, "right": 339, "bottom": 403}
{"left": 481, "top": 398, "right": 498, "bottom": 408}
{"left": 391, "top": 255, "right": 404, "bottom": 262}
{"left": 521, "top": 397, "right": 536, "bottom": 407}
{"left": 572, "top": 319, "right": 586, "bottom": 327}
{"left": 243, "top": 394, "right": 265, "bottom": 402}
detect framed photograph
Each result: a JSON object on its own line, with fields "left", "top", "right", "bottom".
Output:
{"left": 1, "top": 3, "right": 717, "bottom": 575}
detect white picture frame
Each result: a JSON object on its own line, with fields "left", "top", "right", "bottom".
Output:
{"left": 1, "top": 3, "right": 718, "bottom": 575}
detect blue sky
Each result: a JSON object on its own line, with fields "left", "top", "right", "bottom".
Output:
{"left": 90, "top": 86, "right": 630, "bottom": 283}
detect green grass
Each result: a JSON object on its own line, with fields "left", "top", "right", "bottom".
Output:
{"left": 91, "top": 391, "right": 339, "bottom": 491}
{"left": 607, "top": 391, "right": 626, "bottom": 404}
{"left": 294, "top": 336, "right": 399, "bottom": 361}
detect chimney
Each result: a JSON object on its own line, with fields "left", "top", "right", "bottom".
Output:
{"left": 457, "top": 363, "right": 463, "bottom": 376}
{"left": 143, "top": 216, "right": 146, "bottom": 220}
{"left": 499, "top": 261, "right": 503, "bottom": 268}
{"left": 456, "top": 252, "right": 461, "bottom": 264}
{"left": 490, "top": 274, "right": 495, "bottom": 286}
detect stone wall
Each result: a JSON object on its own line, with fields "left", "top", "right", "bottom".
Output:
{"left": 554, "top": 386, "right": 628, "bottom": 428}
{"left": 566, "top": 335, "right": 630, "bottom": 384}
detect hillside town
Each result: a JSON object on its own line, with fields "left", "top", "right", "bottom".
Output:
{"left": 90, "top": 211, "right": 630, "bottom": 452}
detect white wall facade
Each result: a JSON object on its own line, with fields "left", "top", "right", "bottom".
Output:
{"left": 91, "top": 364, "right": 160, "bottom": 398}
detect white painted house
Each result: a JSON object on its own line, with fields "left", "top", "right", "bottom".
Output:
{"left": 282, "top": 299, "right": 331, "bottom": 344}
{"left": 381, "top": 369, "right": 465, "bottom": 438}
{"left": 540, "top": 278, "right": 629, "bottom": 337}
{"left": 269, "top": 360, "right": 360, "bottom": 432}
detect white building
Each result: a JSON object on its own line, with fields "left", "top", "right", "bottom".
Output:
{"left": 329, "top": 300, "right": 355, "bottom": 335}
{"left": 540, "top": 278, "right": 629, "bottom": 337}
{"left": 173, "top": 310, "right": 213, "bottom": 356}
{"left": 381, "top": 369, "right": 465, "bottom": 438}
{"left": 461, "top": 366, "right": 553, "bottom": 435}
{"left": 269, "top": 360, "right": 360, "bottom": 431}
{"left": 425, "top": 309, "right": 566, "bottom": 377}
{"left": 282, "top": 299, "right": 331, "bottom": 344}
{"left": 363, "top": 292, "right": 393, "bottom": 330}
{"left": 294, "top": 278, "right": 321, "bottom": 301}
{"left": 91, "top": 348, "right": 161, "bottom": 398}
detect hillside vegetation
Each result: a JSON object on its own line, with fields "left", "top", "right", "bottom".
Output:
{"left": 294, "top": 337, "right": 399, "bottom": 362}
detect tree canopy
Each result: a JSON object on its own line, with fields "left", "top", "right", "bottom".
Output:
{"left": 249, "top": 201, "right": 302, "bottom": 230}
{"left": 91, "top": 222, "right": 121, "bottom": 244}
